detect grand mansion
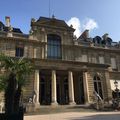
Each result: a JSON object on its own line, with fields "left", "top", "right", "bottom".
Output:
{"left": 0, "top": 16, "right": 120, "bottom": 110}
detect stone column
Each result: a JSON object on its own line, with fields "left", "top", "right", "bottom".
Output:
{"left": 34, "top": 70, "right": 40, "bottom": 108}
{"left": 105, "top": 71, "right": 112, "bottom": 101}
{"left": 51, "top": 70, "right": 58, "bottom": 105}
{"left": 83, "top": 72, "right": 90, "bottom": 104}
{"left": 68, "top": 71, "right": 75, "bottom": 105}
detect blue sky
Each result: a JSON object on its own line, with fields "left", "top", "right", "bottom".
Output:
{"left": 0, "top": 0, "right": 120, "bottom": 42}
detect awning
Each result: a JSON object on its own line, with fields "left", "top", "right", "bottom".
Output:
{"left": 110, "top": 79, "right": 120, "bottom": 91}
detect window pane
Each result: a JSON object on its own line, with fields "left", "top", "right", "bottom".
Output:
{"left": 111, "top": 58, "right": 117, "bottom": 69}
{"left": 98, "top": 83, "right": 103, "bottom": 99}
{"left": 97, "top": 76, "right": 100, "bottom": 81}
{"left": 47, "top": 34, "right": 61, "bottom": 59}
{"left": 15, "top": 47, "right": 24, "bottom": 57}
{"left": 94, "top": 82, "right": 98, "bottom": 93}
{"left": 82, "top": 54, "right": 87, "bottom": 62}
{"left": 93, "top": 75, "right": 103, "bottom": 99}
{"left": 99, "top": 56, "right": 104, "bottom": 64}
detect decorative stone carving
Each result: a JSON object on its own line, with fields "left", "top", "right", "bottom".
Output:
{"left": 7, "top": 25, "right": 13, "bottom": 37}
{"left": 31, "top": 18, "right": 36, "bottom": 23}
{"left": 29, "top": 28, "right": 33, "bottom": 35}
{"left": 8, "top": 25, "right": 13, "bottom": 32}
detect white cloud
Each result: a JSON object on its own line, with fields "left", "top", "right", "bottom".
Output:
{"left": 66, "top": 17, "right": 98, "bottom": 38}
{"left": 83, "top": 18, "right": 98, "bottom": 31}
{"left": 66, "top": 17, "right": 81, "bottom": 38}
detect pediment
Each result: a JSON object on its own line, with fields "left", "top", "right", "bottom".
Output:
{"left": 33, "top": 17, "right": 75, "bottom": 31}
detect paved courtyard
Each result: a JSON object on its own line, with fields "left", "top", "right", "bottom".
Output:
{"left": 25, "top": 111, "right": 120, "bottom": 120}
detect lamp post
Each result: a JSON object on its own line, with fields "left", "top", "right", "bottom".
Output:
{"left": 114, "top": 80, "right": 118, "bottom": 91}
{"left": 114, "top": 80, "right": 119, "bottom": 98}
{"left": 113, "top": 80, "right": 120, "bottom": 109}
{"left": 114, "top": 80, "right": 118, "bottom": 90}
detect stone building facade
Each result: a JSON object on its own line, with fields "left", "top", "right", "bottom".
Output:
{"left": 0, "top": 16, "right": 120, "bottom": 109}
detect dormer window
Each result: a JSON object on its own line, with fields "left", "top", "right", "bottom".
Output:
{"left": 111, "top": 57, "right": 117, "bottom": 70}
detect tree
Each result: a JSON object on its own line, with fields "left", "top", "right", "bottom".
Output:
{"left": 0, "top": 54, "right": 33, "bottom": 114}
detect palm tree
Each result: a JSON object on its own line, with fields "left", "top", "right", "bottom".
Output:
{"left": 0, "top": 54, "right": 33, "bottom": 114}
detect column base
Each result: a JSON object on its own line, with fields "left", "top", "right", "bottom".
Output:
{"left": 51, "top": 101, "right": 58, "bottom": 106}
{"left": 69, "top": 101, "right": 76, "bottom": 105}
{"left": 34, "top": 102, "right": 40, "bottom": 109}
{"left": 26, "top": 103, "right": 35, "bottom": 112}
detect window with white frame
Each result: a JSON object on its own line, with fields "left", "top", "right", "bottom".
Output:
{"left": 91, "top": 56, "right": 97, "bottom": 63}
{"left": 111, "top": 57, "right": 117, "bottom": 69}
{"left": 99, "top": 56, "right": 104, "bottom": 64}
{"left": 82, "top": 54, "right": 87, "bottom": 62}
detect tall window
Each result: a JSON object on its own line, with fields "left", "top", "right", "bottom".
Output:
{"left": 82, "top": 54, "right": 87, "bottom": 62}
{"left": 47, "top": 34, "right": 61, "bottom": 59}
{"left": 93, "top": 75, "right": 103, "bottom": 99}
{"left": 91, "top": 56, "right": 97, "bottom": 63}
{"left": 111, "top": 58, "right": 117, "bottom": 69}
{"left": 99, "top": 56, "right": 104, "bottom": 64}
{"left": 15, "top": 43, "right": 24, "bottom": 57}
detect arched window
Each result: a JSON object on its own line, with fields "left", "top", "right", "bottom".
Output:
{"left": 47, "top": 34, "right": 61, "bottom": 59}
{"left": 93, "top": 75, "right": 103, "bottom": 99}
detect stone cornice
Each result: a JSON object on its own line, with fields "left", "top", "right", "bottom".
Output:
{"left": 33, "top": 58, "right": 110, "bottom": 70}
{"left": 0, "top": 36, "right": 46, "bottom": 46}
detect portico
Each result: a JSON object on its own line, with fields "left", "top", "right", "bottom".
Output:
{"left": 34, "top": 68, "right": 90, "bottom": 106}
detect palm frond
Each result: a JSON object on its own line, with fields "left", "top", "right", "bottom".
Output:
{"left": 0, "top": 75, "right": 8, "bottom": 91}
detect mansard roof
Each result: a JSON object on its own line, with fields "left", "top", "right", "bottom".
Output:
{"left": 0, "top": 21, "right": 22, "bottom": 33}
{"left": 32, "top": 16, "right": 75, "bottom": 31}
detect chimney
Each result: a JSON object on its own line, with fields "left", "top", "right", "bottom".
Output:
{"left": 84, "top": 29, "right": 89, "bottom": 38}
{"left": 80, "top": 29, "right": 89, "bottom": 39}
{"left": 5, "top": 16, "right": 10, "bottom": 27}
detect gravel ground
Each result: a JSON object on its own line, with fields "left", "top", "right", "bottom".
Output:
{"left": 25, "top": 111, "right": 120, "bottom": 120}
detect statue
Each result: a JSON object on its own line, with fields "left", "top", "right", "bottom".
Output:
{"left": 29, "top": 28, "right": 33, "bottom": 35}
{"left": 32, "top": 90, "right": 37, "bottom": 103}
{"left": 8, "top": 25, "right": 13, "bottom": 32}
{"left": 28, "top": 90, "right": 37, "bottom": 103}
{"left": 31, "top": 18, "right": 36, "bottom": 23}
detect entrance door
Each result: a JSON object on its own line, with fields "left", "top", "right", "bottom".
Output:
{"left": 79, "top": 76, "right": 84, "bottom": 104}
{"left": 57, "top": 77, "right": 69, "bottom": 105}
{"left": 63, "top": 79, "right": 69, "bottom": 104}
{"left": 39, "top": 76, "right": 51, "bottom": 105}
{"left": 74, "top": 75, "right": 85, "bottom": 104}
{"left": 57, "top": 84, "right": 60, "bottom": 104}
{"left": 40, "top": 77, "right": 46, "bottom": 105}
